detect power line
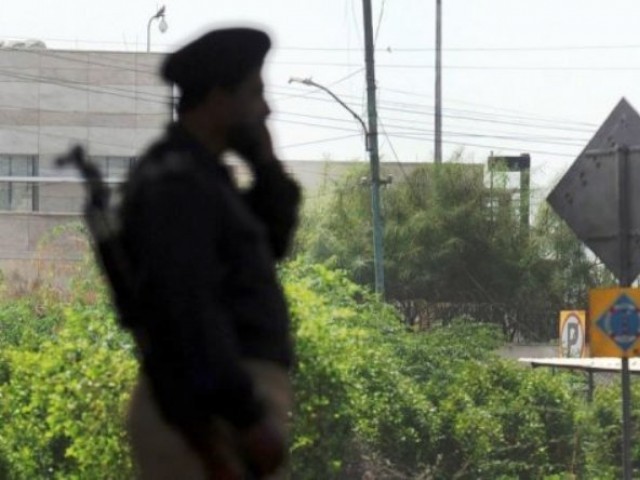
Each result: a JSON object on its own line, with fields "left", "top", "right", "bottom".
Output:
{"left": 270, "top": 117, "right": 582, "bottom": 158}
{"left": 273, "top": 109, "right": 579, "bottom": 157}
{"left": 269, "top": 84, "right": 597, "bottom": 130}
{"left": 272, "top": 60, "right": 640, "bottom": 71}
{"left": 373, "top": 0, "right": 387, "bottom": 46}
{"left": 279, "top": 133, "right": 362, "bottom": 150}
{"left": 276, "top": 43, "right": 640, "bottom": 53}
{"left": 377, "top": 115, "right": 425, "bottom": 205}
{"left": 8, "top": 47, "right": 159, "bottom": 74}
{"left": 2, "top": 62, "right": 583, "bottom": 150}
{"left": 0, "top": 123, "right": 158, "bottom": 152}
{"left": 274, "top": 110, "right": 588, "bottom": 146}
{"left": 0, "top": 67, "right": 169, "bottom": 106}
{"left": 5, "top": 32, "right": 640, "bottom": 53}
{"left": 378, "top": 87, "right": 599, "bottom": 127}
{"left": 269, "top": 89, "right": 596, "bottom": 134}
{"left": 0, "top": 54, "right": 612, "bottom": 134}
{"left": 383, "top": 132, "right": 576, "bottom": 158}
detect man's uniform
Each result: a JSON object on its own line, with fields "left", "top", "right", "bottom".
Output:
{"left": 120, "top": 29, "right": 300, "bottom": 479}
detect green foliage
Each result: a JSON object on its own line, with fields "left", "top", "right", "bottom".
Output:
{"left": 0, "top": 295, "right": 61, "bottom": 351}
{"left": 283, "top": 260, "right": 590, "bottom": 479}
{"left": 0, "top": 259, "right": 137, "bottom": 479}
{"left": 297, "top": 160, "right": 605, "bottom": 337}
{"left": 0, "top": 244, "right": 633, "bottom": 479}
{"left": 0, "top": 308, "right": 136, "bottom": 479}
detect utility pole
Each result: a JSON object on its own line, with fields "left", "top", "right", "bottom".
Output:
{"left": 362, "top": 0, "right": 385, "bottom": 296}
{"left": 435, "top": 0, "right": 443, "bottom": 164}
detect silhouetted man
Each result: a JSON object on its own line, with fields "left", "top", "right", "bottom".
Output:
{"left": 121, "top": 27, "right": 300, "bottom": 479}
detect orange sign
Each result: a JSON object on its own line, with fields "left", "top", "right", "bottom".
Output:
{"left": 589, "top": 288, "right": 640, "bottom": 358}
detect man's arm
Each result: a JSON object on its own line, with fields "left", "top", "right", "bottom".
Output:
{"left": 230, "top": 124, "right": 301, "bottom": 259}
{"left": 244, "top": 160, "right": 301, "bottom": 259}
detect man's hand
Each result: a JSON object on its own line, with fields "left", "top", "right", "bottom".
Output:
{"left": 193, "top": 415, "right": 286, "bottom": 479}
{"left": 240, "top": 416, "right": 287, "bottom": 477}
{"left": 227, "top": 123, "right": 277, "bottom": 167}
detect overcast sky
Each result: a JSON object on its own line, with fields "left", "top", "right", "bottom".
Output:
{"left": 3, "top": 1, "right": 640, "bottom": 197}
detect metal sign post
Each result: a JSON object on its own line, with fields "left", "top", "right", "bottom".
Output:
{"left": 618, "top": 145, "right": 633, "bottom": 480}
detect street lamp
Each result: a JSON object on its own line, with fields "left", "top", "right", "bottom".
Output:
{"left": 289, "top": 77, "right": 370, "bottom": 150}
{"left": 289, "top": 76, "right": 386, "bottom": 296}
{"left": 147, "top": 5, "right": 168, "bottom": 52}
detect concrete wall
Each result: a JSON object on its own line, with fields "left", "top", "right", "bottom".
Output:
{"left": 0, "top": 212, "right": 86, "bottom": 285}
{"left": 0, "top": 48, "right": 170, "bottom": 214}
{"left": 498, "top": 343, "right": 559, "bottom": 360}
{"left": 0, "top": 49, "right": 169, "bottom": 161}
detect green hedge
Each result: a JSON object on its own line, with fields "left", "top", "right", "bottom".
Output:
{"left": 0, "top": 259, "right": 634, "bottom": 479}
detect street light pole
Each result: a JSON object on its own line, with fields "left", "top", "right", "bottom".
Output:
{"left": 288, "top": 78, "right": 369, "bottom": 146}
{"left": 147, "top": 5, "right": 168, "bottom": 52}
{"left": 435, "top": 0, "right": 442, "bottom": 164}
{"left": 362, "top": 0, "right": 385, "bottom": 297}
{"left": 289, "top": 75, "right": 385, "bottom": 296}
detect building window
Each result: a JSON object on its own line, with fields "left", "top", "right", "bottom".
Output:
{"left": 0, "top": 154, "right": 37, "bottom": 211}
{"left": 91, "top": 156, "right": 136, "bottom": 178}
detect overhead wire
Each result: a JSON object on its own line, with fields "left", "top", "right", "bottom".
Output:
{"left": 0, "top": 68, "right": 168, "bottom": 106}
{"left": 274, "top": 109, "right": 589, "bottom": 146}
{"left": 0, "top": 49, "right": 598, "bottom": 160}
{"left": 276, "top": 43, "right": 640, "bottom": 53}
{"left": 270, "top": 116, "right": 578, "bottom": 158}
{"left": 6, "top": 31, "right": 640, "bottom": 53}
{"left": 19, "top": 47, "right": 159, "bottom": 74}
{"left": 378, "top": 86, "right": 599, "bottom": 128}
{"left": 279, "top": 133, "right": 362, "bottom": 150}
{"left": 0, "top": 57, "right": 602, "bottom": 134}
{"left": 270, "top": 60, "right": 640, "bottom": 72}
{"left": 268, "top": 84, "right": 597, "bottom": 132}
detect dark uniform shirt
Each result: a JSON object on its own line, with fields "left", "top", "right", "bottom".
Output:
{"left": 119, "top": 124, "right": 300, "bottom": 430}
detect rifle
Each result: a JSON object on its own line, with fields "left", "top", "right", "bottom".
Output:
{"left": 56, "top": 145, "right": 137, "bottom": 329}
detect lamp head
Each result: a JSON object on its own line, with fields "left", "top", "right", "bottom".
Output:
{"left": 159, "top": 17, "right": 168, "bottom": 33}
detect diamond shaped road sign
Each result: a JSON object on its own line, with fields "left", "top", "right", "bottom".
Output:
{"left": 590, "top": 288, "right": 640, "bottom": 357}
{"left": 596, "top": 293, "right": 640, "bottom": 351}
{"left": 547, "top": 98, "right": 640, "bottom": 282}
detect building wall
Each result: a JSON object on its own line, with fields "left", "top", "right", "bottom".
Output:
{"left": 0, "top": 47, "right": 439, "bottom": 280}
{"left": 0, "top": 47, "right": 170, "bottom": 213}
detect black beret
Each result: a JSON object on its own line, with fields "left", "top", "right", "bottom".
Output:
{"left": 162, "top": 27, "right": 271, "bottom": 98}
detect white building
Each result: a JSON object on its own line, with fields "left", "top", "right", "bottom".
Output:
{"left": 0, "top": 45, "right": 425, "bottom": 279}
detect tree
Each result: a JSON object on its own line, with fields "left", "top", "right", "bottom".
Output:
{"left": 297, "top": 157, "right": 603, "bottom": 339}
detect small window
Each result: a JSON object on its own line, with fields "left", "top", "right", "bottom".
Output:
{"left": 0, "top": 155, "right": 37, "bottom": 211}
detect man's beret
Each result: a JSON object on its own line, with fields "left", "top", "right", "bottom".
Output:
{"left": 162, "top": 28, "right": 271, "bottom": 95}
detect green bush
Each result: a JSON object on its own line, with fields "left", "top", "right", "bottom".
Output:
{"left": 0, "top": 255, "right": 634, "bottom": 479}
{"left": 0, "top": 299, "right": 136, "bottom": 479}
{"left": 283, "top": 261, "right": 586, "bottom": 479}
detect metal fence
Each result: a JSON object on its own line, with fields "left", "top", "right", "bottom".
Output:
{"left": 412, "top": 301, "right": 558, "bottom": 343}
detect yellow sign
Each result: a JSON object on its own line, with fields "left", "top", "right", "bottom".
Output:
{"left": 559, "top": 310, "right": 586, "bottom": 358}
{"left": 589, "top": 288, "right": 640, "bottom": 358}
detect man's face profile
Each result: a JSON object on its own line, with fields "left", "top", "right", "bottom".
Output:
{"left": 226, "top": 70, "right": 271, "bottom": 128}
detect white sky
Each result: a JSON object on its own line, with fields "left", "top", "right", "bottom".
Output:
{"left": 3, "top": 1, "right": 640, "bottom": 198}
